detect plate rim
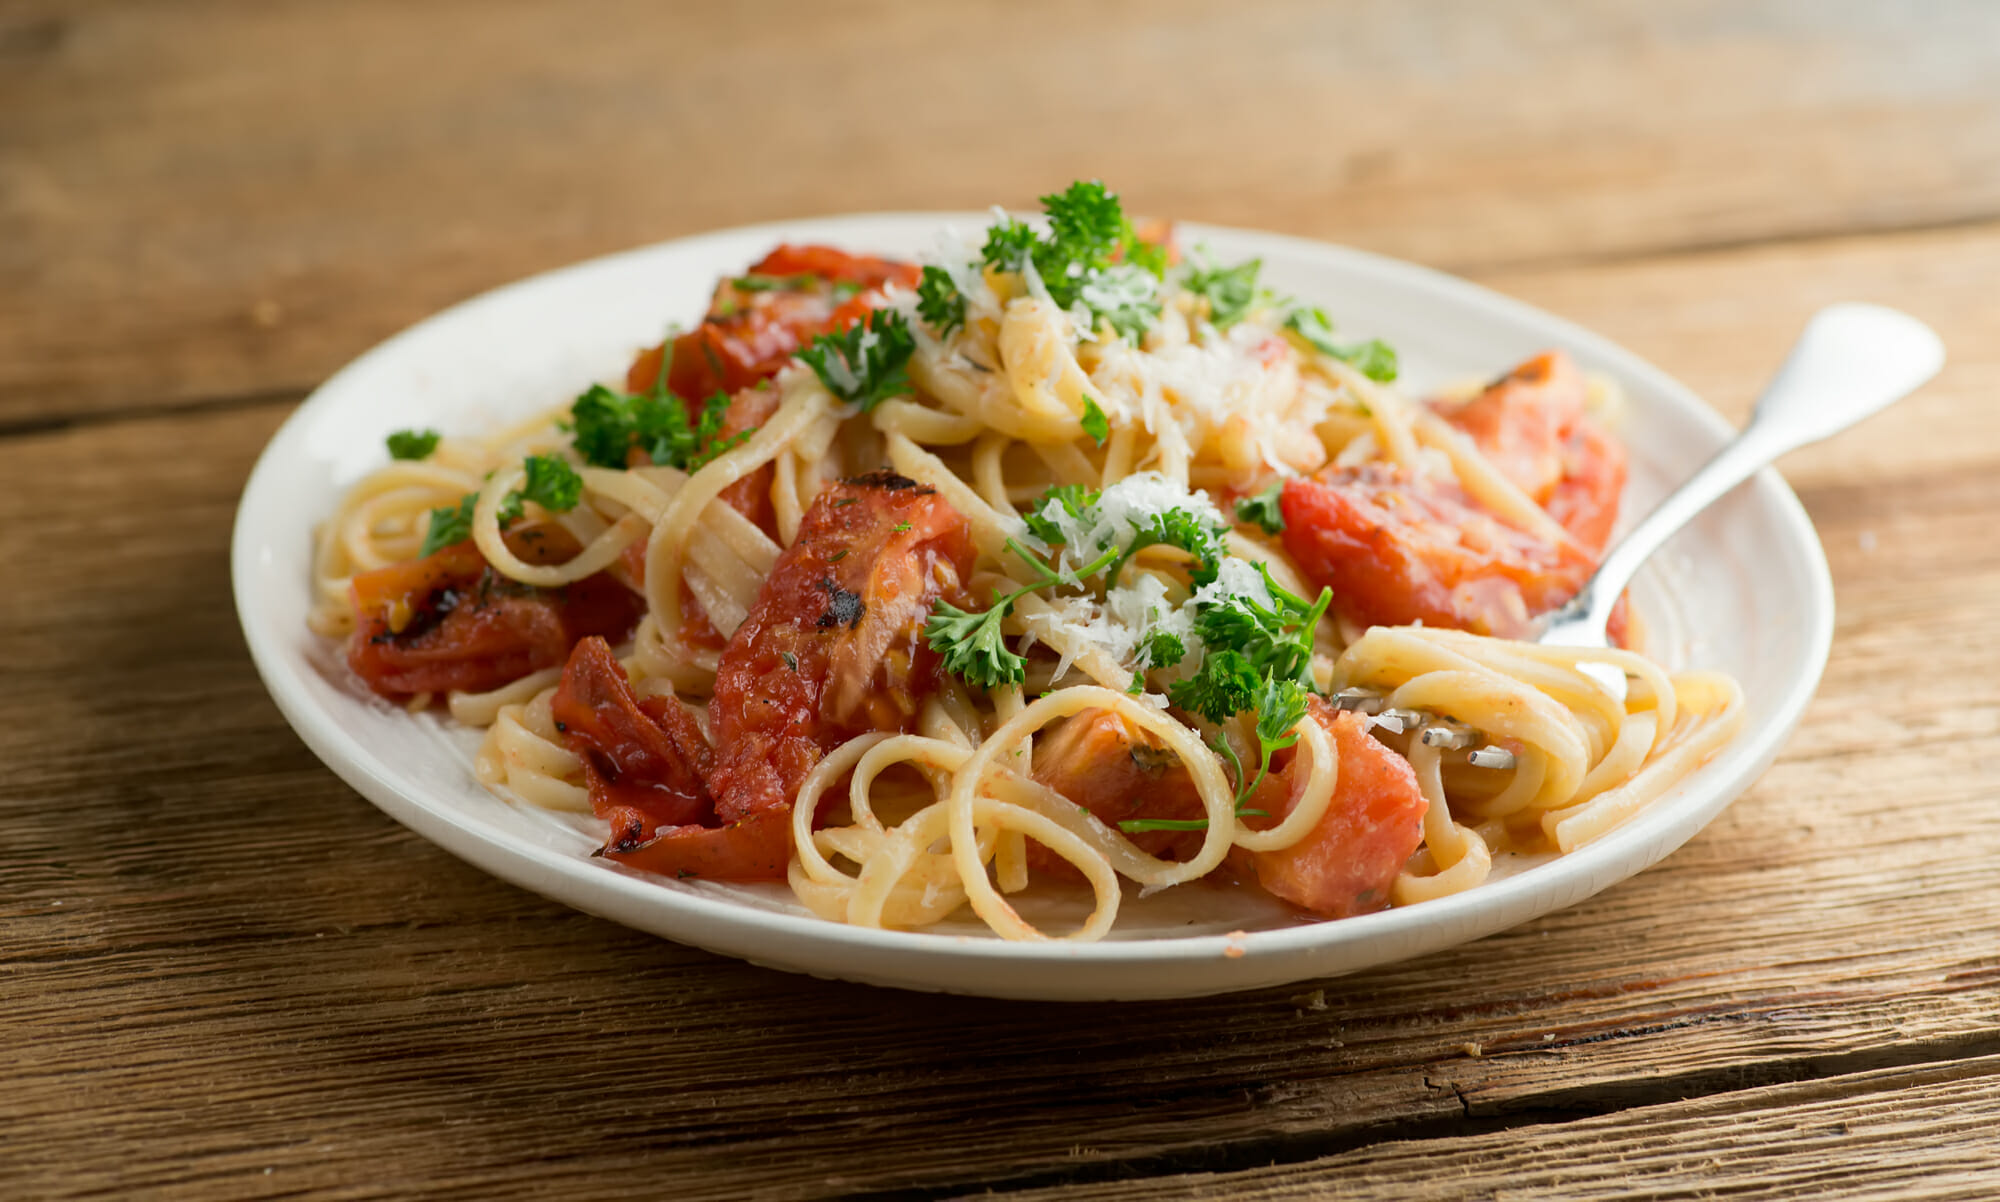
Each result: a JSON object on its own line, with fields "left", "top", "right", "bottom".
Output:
{"left": 230, "top": 212, "right": 1835, "bottom": 998}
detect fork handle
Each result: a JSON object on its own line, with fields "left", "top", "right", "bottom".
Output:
{"left": 1560, "top": 303, "right": 1943, "bottom": 634}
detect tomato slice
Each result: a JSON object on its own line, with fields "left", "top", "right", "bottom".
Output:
{"left": 629, "top": 244, "right": 920, "bottom": 404}
{"left": 550, "top": 636, "right": 791, "bottom": 881}
{"left": 1029, "top": 701, "right": 1426, "bottom": 917}
{"left": 1546, "top": 413, "right": 1626, "bottom": 554}
{"left": 1031, "top": 708, "right": 1211, "bottom": 871}
{"left": 620, "top": 245, "right": 916, "bottom": 536}
{"left": 1436, "top": 350, "right": 1627, "bottom": 553}
{"left": 1279, "top": 467, "right": 1597, "bottom": 639}
{"left": 1248, "top": 703, "right": 1427, "bottom": 918}
{"left": 706, "top": 470, "right": 975, "bottom": 824}
{"left": 550, "top": 636, "right": 712, "bottom": 837}
{"left": 602, "top": 810, "right": 794, "bottom": 882}
{"left": 346, "top": 526, "right": 644, "bottom": 698}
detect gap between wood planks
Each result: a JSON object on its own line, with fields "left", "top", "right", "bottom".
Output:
{"left": 29, "top": 394, "right": 1995, "bottom": 1195}
{"left": 8, "top": 210, "right": 1998, "bottom": 447}
{"left": 849, "top": 1031, "right": 2000, "bottom": 1199}
{"left": 0, "top": 384, "right": 308, "bottom": 441}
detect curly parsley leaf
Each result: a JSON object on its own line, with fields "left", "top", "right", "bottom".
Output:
{"left": 916, "top": 265, "right": 966, "bottom": 336}
{"left": 386, "top": 428, "right": 440, "bottom": 461}
{"left": 1185, "top": 257, "right": 1262, "bottom": 329}
{"left": 1138, "top": 628, "right": 1188, "bottom": 671}
{"left": 1237, "top": 677, "right": 1311, "bottom": 805}
{"left": 1192, "top": 564, "right": 1332, "bottom": 688}
{"left": 1255, "top": 677, "right": 1310, "bottom": 755}
{"left": 925, "top": 596, "right": 1027, "bottom": 690}
{"left": 1129, "top": 674, "right": 1310, "bottom": 832}
{"left": 981, "top": 219, "right": 1040, "bottom": 273}
{"left": 1235, "top": 480, "right": 1286, "bottom": 534}
{"left": 569, "top": 374, "right": 754, "bottom": 474}
{"left": 640, "top": 390, "right": 748, "bottom": 471}
{"left": 1080, "top": 395, "right": 1110, "bottom": 446}
{"left": 420, "top": 494, "right": 477, "bottom": 557}
{"left": 569, "top": 385, "right": 638, "bottom": 468}
{"left": 1166, "top": 648, "right": 1264, "bottom": 726}
{"left": 1042, "top": 179, "right": 1128, "bottom": 264}
{"left": 1286, "top": 307, "right": 1400, "bottom": 382}
{"left": 1021, "top": 483, "right": 1101, "bottom": 546}
{"left": 799, "top": 310, "right": 917, "bottom": 411}
{"left": 928, "top": 536, "right": 1124, "bottom": 691}
{"left": 1108, "top": 507, "right": 1230, "bottom": 587}
{"left": 975, "top": 181, "right": 1167, "bottom": 340}
{"left": 516, "top": 453, "right": 583, "bottom": 514}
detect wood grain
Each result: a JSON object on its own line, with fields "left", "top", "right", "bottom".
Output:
{"left": 6, "top": 0, "right": 2000, "bottom": 422}
{"left": 1005, "top": 1055, "right": 2000, "bottom": 1199}
{"left": 4, "top": 257, "right": 1997, "bottom": 1196}
{"left": 10, "top": 2, "right": 2000, "bottom": 1196}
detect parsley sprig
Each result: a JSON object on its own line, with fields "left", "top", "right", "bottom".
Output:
{"left": 917, "top": 181, "right": 1168, "bottom": 343}
{"left": 1179, "top": 564, "right": 1331, "bottom": 704}
{"left": 799, "top": 309, "right": 917, "bottom": 410}
{"left": 1235, "top": 480, "right": 1286, "bottom": 534}
{"left": 418, "top": 454, "right": 585, "bottom": 558}
{"left": 1107, "top": 508, "right": 1229, "bottom": 588}
{"left": 1118, "top": 678, "right": 1308, "bottom": 833}
{"left": 386, "top": 428, "right": 440, "bottom": 461}
{"left": 420, "top": 494, "right": 477, "bottom": 557}
{"left": 567, "top": 347, "right": 755, "bottom": 473}
{"left": 1285, "top": 307, "right": 1399, "bottom": 383}
{"left": 916, "top": 266, "right": 966, "bottom": 336}
{"left": 1021, "top": 483, "right": 1098, "bottom": 546}
{"left": 924, "top": 537, "right": 1123, "bottom": 690}
{"left": 1020, "top": 483, "right": 1229, "bottom": 588}
{"left": 498, "top": 453, "right": 583, "bottom": 525}
{"left": 928, "top": 482, "right": 1231, "bottom": 690}
{"left": 1183, "top": 257, "right": 1262, "bottom": 329}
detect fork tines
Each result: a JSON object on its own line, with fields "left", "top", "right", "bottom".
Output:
{"left": 1328, "top": 687, "right": 1518, "bottom": 770}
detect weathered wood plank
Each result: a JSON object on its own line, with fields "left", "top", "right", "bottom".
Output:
{"left": 1001, "top": 1055, "right": 2000, "bottom": 1199}
{"left": 6, "top": 0, "right": 2000, "bottom": 421}
{"left": 3, "top": 293, "right": 1998, "bottom": 1197}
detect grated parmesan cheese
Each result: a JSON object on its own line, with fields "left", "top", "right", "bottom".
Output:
{"left": 1038, "top": 471, "right": 1230, "bottom": 578}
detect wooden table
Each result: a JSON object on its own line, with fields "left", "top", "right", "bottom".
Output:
{"left": 8, "top": 2, "right": 1999, "bottom": 1196}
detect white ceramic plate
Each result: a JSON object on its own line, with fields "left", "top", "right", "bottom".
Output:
{"left": 232, "top": 214, "right": 1833, "bottom": 1001}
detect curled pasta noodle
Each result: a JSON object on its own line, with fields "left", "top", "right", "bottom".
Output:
{"left": 312, "top": 214, "right": 1749, "bottom": 944}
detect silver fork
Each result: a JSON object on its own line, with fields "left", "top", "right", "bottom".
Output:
{"left": 1538, "top": 303, "right": 1945, "bottom": 696}
{"left": 1334, "top": 303, "right": 1945, "bottom": 762}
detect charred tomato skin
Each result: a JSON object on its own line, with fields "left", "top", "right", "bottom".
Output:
{"left": 346, "top": 526, "right": 643, "bottom": 699}
{"left": 550, "top": 636, "right": 713, "bottom": 839}
{"left": 706, "top": 470, "right": 975, "bottom": 824}
{"left": 550, "top": 635, "right": 794, "bottom": 882}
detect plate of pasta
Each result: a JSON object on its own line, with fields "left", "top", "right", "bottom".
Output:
{"left": 233, "top": 183, "right": 1832, "bottom": 1000}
